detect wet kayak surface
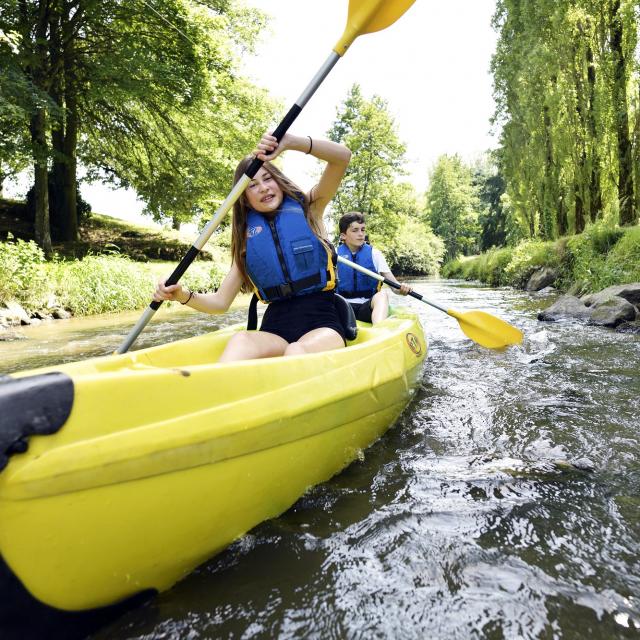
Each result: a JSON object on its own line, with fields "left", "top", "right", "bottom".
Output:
{"left": 2, "top": 279, "right": 639, "bottom": 639}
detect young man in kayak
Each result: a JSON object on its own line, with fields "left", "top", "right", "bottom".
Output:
{"left": 336, "top": 212, "right": 411, "bottom": 324}
{"left": 154, "top": 131, "right": 351, "bottom": 362}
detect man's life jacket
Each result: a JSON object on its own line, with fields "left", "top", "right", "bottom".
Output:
{"left": 336, "top": 243, "right": 382, "bottom": 299}
{"left": 245, "top": 196, "right": 336, "bottom": 303}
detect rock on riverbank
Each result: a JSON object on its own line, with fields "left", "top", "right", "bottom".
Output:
{"left": 0, "top": 298, "right": 71, "bottom": 341}
{"left": 537, "top": 283, "right": 640, "bottom": 333}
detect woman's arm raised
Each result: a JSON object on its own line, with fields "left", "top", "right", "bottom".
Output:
{"left": 305, "top": 136, "right": 351, "bottom": 218}
{"left": 254, "top": 132, "right": 351, "bottom": 221}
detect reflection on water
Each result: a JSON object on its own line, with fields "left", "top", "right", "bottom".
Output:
{"left": 2, "top": 280, "right": 639, "bottom": 639}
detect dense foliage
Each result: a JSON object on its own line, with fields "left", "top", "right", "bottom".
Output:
{"left": 50, "top": 256, "right": 225, "bottom": 315}
{"left": 0, "top": 233, "right": 49, "bottom": 308}
{"left": 0, "top": 231, "right": 225, "bottom": 315}
{"left": 425, "top": 155, "right": 481, "bottom": 261}
{"left": 382, "top": 216, "right": 445, "bottom": 276}
{"left": 491, "top": 0, "right": 640, "bottom": 238}
{"left": 0, "top": 0, "right": 277, "bottom": 251}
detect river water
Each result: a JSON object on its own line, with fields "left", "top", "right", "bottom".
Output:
{"left": 2, "top": 279, "right": 639, "bottom": 639}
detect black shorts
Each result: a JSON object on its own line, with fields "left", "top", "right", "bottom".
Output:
{"left": 260, "top": 290, "right": 346, "bottom": 344}
{"left": 348, "top": 299, "right": 374, "bottom": 323}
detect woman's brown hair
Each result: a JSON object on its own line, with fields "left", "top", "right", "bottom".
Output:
{"left": 231, "top": 156, "right": 328, "bottom": 292}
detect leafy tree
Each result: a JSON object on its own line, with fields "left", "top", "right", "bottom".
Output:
{"left": 0, "top": 0, "right": 277, "bottom": 249}
{"left": 472, "top": 151, "right": 509, "bottom": 250}
{"left": 327, "top": 84, "right": 407, "bottom": 223}
{"left": 425, "top": 154, "right": 481, "bottom": 261}
{"left": 491, "top": 0, "right": 639, "bottom": 238}
{"left": 382, "top": 215, "right": 445, "bottom": 275}
{"left": 0, "top": 29, "right": 32, "bottom": 195}
{"left": 79, "top": 1, "right": 277, "bottom": 230}
{"left": 608, "top": 0, "right": 636, "bottom": 225}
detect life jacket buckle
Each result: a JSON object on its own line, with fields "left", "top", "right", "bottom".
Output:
{"left": 277, "top": 283, "right": 293, "bottom": 298}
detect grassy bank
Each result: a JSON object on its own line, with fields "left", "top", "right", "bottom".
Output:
{"left": 0, "top": 199, "right": 217, "bottom": 262}
{"left": 0, "top": 238, "right": 227, "bottom": 316}
{"left": 442, "top": 224, "right": 640, "bottom": 294}
{"left": 0, "top": 207, "right": 229, "bottom": 317}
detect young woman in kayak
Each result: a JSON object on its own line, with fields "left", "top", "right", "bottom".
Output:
{"left": 153, "top": 131, "right": 351, "bottom": 362}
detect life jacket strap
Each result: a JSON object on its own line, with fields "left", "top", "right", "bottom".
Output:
{"left": 262, "top": 272, "right": 322, "bottom": 301}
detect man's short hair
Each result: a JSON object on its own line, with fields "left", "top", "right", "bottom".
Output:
{"left": 339, "top": 212, "right": 366, "bottom": 233}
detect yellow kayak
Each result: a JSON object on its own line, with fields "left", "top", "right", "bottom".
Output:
{"left": 0, "top": 311, "right": 426, "bottom": 611}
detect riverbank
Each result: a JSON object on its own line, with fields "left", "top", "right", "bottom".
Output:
{"left": 0, "top": 199, "right": 217, "bottom": 262}
{"left": 442, "top": 223, "right": 640, "bottom": 333}
{"left": 0, "top": 206, "right": 228, "bottom": 334}
{"left": 442, "top": 223, "right": 640, "bottom": 294}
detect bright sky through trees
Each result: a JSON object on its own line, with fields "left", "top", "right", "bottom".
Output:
{"left": 245, "top": 0, "right": 498, "bottom": 193}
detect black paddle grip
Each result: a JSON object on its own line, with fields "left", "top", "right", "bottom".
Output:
{"left": 382, "top": 277, "right": 424, "bottom": 302}
{"left": 245, "top": 104, "right": 303, "bottom": 178}
{"left": 150, "top": 245, "right": 201, "bottom": 310}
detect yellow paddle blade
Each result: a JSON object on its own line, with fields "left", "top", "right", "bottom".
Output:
{"left": 447, "top": 310, "right": 524, "bottom": 350}
{"left": 333, "top": 0, "right": 417, "bottom": 56}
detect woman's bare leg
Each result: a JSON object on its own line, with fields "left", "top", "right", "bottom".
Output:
{"left": 218, "top": 330, "right": 289, "bottom": 363}
{"left": 284, "top": 327, "right": 344, "bottom": 357}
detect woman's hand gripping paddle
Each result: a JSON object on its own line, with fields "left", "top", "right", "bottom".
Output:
{"left": 117, "top": 0, "right": 417, "bottom": 354}
{"left": 337, "top": 256, "right": 523, "bottom": 350}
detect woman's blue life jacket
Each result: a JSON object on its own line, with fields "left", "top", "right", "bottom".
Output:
{"left": 336, "top": 243, "right": 383, "bottom": 300}
{"left": 245, "top": 196, "right": 337, "bottom": 303}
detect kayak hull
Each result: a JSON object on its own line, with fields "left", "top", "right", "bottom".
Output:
{"left": 0, "top": 312, "right": 426, "bottom": 611}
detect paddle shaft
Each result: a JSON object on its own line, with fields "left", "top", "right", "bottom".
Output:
{"left": 117, "top": 53, "right": 341, "bottom": 354}
{"left": 336, "top": 255, "right": 447, "bottom": 313}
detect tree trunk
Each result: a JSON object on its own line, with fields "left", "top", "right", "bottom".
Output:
{"left": 30, "top": 110, "right": 52, "bottom": 256}
{"left": 61, "top": 5, "right": 79, "bottom": 241}
{"left": 49, "top": 7, "right": 67, "bottom": 241}
{"left": 24, "top": 0, "right": 53, "bottom": 255}
{"left": 557, "top": 192, "right": 567, "bottom": 237}
{"left": 574, "top": 175, "right": 585, "bottom": 234}
{"left": 49, "top": 0, "right": 79, "bottom": 241}
{"left": 634, "top": 80, "right": 640, "bottom": 218}
{"left": 610, "top": 0, "right": 635, "bottom": 226}
{"left": 61, "top": 113, "right": 78, "bottom": 241}
{"left": 586, "top": 43, "right": 602, "bottom": 222}
{"left": 172, "top": 216, "right": 181, "bottom": 231}
{"left": 570, "top": 34, "right": 587, "bottom": 234}
{"left": 542, "top": 105, "right": 557, "bottom": 239}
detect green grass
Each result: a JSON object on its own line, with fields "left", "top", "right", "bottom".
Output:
{"left": 1, "top": 228, "right": 228, "bottom": 316}
{"left": 46, "top": 257, "right": 226, "bottom": 316}
{"left": 443, "top": 222, "right": 640, "bottom": 293}
{"left": 0, "top": 199, "right": 234, "bottom": 317}
{"left": 0, "top": 234, "right": 51, "bottom": 311}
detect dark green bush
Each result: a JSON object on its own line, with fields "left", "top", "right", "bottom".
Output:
{"left": 379, "top": 217, "right": 445, "bottom": 275}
